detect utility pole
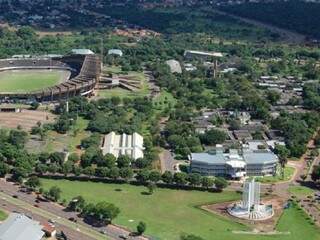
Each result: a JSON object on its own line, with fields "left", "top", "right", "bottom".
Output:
{"left": 100, "top": 38, "right": 104, "bottom": 69}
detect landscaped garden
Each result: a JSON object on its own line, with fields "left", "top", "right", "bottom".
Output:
{"left": 40, "top": 179, "right": 320, "bottom": 240}
{"left": 97, "top": 65, "right": 150, "bottom": 99}
{"left": 254, "top": 166, "right": 295, "bottom": 183}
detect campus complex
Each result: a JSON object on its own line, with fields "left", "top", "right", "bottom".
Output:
{"left": 190, "top": 147, "right": 279, "bottom": 178}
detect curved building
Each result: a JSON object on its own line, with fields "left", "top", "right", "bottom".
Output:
{"left": 0, "top": 50, "right": 101, "bottom": 102}
{"left": 189, "top": 148, "right": 278, "bottom": 178}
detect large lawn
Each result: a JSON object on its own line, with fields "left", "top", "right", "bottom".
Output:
{"left": 0, "top": 209, "right": 7, "bottom": 221}
{"left": 0, "top": 69, "right": 67, "bottom": 93}
{"left": 40, "top": 179, "right": 320, "bottom": 240}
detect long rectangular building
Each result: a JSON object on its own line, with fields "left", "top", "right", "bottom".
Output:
{"left": 101, "top": 131, "right": 144, "bottom": 160}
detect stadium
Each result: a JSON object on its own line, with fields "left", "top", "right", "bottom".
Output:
{"left": 0, "top": 49, "right": 101, "bottom": 102}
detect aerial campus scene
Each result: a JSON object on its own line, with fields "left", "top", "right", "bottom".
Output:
{"left": 0, "top": 0, "right": 319, "bottom": 240}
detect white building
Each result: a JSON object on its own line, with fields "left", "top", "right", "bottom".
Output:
{"left": 190, "top": 147, "right": 278, "bottom": 178}
{"left": 165, "top": 59, "right": 182, "bottom": 74}
{"left": 101, "top": 132, "right": 144, "bottom": 160}
{"left": 108, "top": 49, "right": 123, "bottom": 57}
{"left": 0, "top": 213, "right": 44, "bottom": 240}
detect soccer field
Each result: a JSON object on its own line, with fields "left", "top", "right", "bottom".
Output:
{"left": 0, "top": 69, "right": 69, "bottom": 93}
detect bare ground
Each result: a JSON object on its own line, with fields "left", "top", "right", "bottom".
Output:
{"left": 0, "top": 109, "right": 55, "bottom": 131}
{"left": 202, "top": 195, "right": 286, "bottom": 232}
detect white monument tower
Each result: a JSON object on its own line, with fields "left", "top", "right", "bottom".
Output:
{"left": 228, "top": 179, "right": 273, "bottom": 220}
{"left": 242, "top": 179, "right": 260, "bottom": 212}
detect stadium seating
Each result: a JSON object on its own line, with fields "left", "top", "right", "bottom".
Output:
{"left": 0, "top": 54, "right": 101, "bottom": 102}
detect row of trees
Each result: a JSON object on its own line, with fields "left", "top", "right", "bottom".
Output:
{"left": 271, "top": 112, "right": 320, "bottom": 157}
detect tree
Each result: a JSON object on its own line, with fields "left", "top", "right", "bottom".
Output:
{"left": 119, "top": 167, "right": 133, "bottom": 181}
{"left": 117, "top": 155, "right": 132, "bottom": 168}
{"left": 25, "top": 176, "right": 41, "bottom": 190}
{"left": 174, "top": 172, "right": 188, "bottom": 185}
{"left": 68, "top": 153, "right": 79, "bottom": 162}
{"left": 229, "top": 119, "right": 241, "bottom": 130}
{"left": 201, "top": 177, "right": 214, "bottom": 189}
{"left": 61, "top": 161, "right": 73, "bottom": 176}
{"left": 274, "top": 145, "right": 290, "bottom": 179}
{"left": 214, "top": 177, "right": 228, "bottom": 191}
{"left": 104, "top": 153, "right": 116, "bottom": 168}
{"left": 161, "top": 171, "right": 173, "bottom": 184}
{"left": 135, "top": 157, "right": 150, "bottom": 169}
{"left": 266, "top": 90, "right": 281, "bottom": 105}
{"left": 54, "top": 117, "right": 71, "bottom": 134}
{"left": 136, "top": 221, "right": 146, "bottom": 235}
{"left": 187, "top": 173, "right": 202, "bottom": 186}
{"left": 136, "top": 170, "right": 150, "bottom": 182}
{"left": 147, "top": 182, "right": 156, "bottom": 195}
{"left": 8, "top": 130, "right": 28, "bottom": 149}
{"left": 311, "top": 165, "right": 320, "bottom": 182}
{"left": 200, "top": 129, "right": 227, "bottom": 145}
{"left": 81, "top": 133, "right": 101, "bottom": 149}
{"left": 149, "top": 171, "right": 161, "bottom": 183}
{"left": 83, "top": 201, "right": 120, "bottom": 224}
{"left": 107, "top": 167, "right": 120, "bottom": 180}
{"left": 47, "top": 186, "right": 61, "bottom": 202}
{"left": 83, "top": 166, "right": 95, "bottom": 177}
{"left": 0, "top": 162, "right": 9, "bottom": 177}
{"left": 30, "top": 102, "right": 40, "bottom": 110}
{"left": 68, "top": 196, "right": 86, "bottom": 212}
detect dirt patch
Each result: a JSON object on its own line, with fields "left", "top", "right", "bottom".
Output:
{"left": 0, "top": 109, "right": 55, "bottom": 131}
{"left": 202, "top": 195, "right": 286, "bottom": 232}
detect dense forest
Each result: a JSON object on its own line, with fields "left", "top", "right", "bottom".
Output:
{"left": 220, "top": 0, "right": 320, "bottom": 39}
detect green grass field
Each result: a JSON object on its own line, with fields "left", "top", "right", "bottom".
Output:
{"left": 252, "top": 167, "right": 295, "bottom": 183}
{"left": 0, "top": 70, "right": 67, "bottom": 93}
{"left": 288, "top": 185, "right": 315, "bottom": 197}
{"left": 0, "top": 209, "right": 8, "bottom": 221}
{"left": 40, "top": 179, "right": 320, "bottom": 240}
{"left": 153, "top": 91, "right": 177, "bottom": 111}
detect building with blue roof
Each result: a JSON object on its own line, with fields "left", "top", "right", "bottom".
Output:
{"left": 190, "top": 147, "right": 278, "bottom": 178}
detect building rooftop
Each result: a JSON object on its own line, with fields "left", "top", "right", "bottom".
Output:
{"left": 0, "top": 213, "right": 44, "bottom": 240}
{"left": 191, "top": 149, "right": 278, "bottom": 165}
{"left": 108, "top": 49, "right": 123, "bottom": 57}
{"left": 184, "top": 50, "right": 223, "bottom": 58}
{"left": 71, "top": 49, "right": 94, "bottom": 55}
{"left": 101, "top": 131, "right": 144, "bottom": 160}
{"left": 165, "top": 59, "right": 182, "bottom": 74}
{"left": 243, "top": 151, "right": 278, "bottom": 164}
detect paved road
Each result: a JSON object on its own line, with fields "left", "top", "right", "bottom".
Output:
{"left": 213, "top": 9, "right": 306, "bottom": 44}
{"left": 0, "top": 179, "right": 148, "bottom": 240}
{"left": 159, "top": 149, "right": 178, "bottom": 173}
{"left": 0, "top": 196, "right": 94, "bottom": 240}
